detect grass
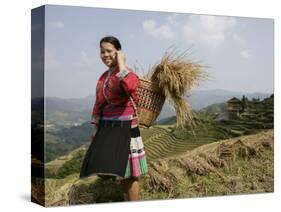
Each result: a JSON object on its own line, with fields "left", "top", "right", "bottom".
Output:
{"left": 34, "top": 129, "right": 274, "bottom": 206}
{"left": 45, "top": 108, "right": 273, "bottom": 178}
{"left": 140, "top": 129, "right": 274, "bottom": 200}
{"left": 37, "top": 94, "right": 274, "bottom": 206}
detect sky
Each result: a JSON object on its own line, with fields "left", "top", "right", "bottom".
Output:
{"left": 38, "top": 4, "right": 274, "bottom": 98}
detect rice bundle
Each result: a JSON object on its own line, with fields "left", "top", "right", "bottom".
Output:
{"left": 147, "top": 48, "right": 207, "bottom": 129}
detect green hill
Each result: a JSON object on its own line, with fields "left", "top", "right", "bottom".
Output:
{"left": 33, "top": 129, "right": 273, "bottom": 206}
{"left": 45, "top": 122, "right": 93, "bottom": 162}
{"left": 44, "top": 94, "right": 273, "bottom": 163}
{"left": 45, "top": 94, "right": 273, "bottom": 178}
{"left": 33, "top": 94, "right": 274, "bottom": 206}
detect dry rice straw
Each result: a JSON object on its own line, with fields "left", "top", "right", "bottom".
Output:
{"left": 146, "top": 48, "right": 208, "bottom": 129}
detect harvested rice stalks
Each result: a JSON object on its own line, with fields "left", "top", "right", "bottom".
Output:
{"left": 149, "top": 48, "right": 207, "bottom": 128}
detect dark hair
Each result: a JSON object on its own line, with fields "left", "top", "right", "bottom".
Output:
{"left": 99, "top": 36, "right": 122, "bottom": 50}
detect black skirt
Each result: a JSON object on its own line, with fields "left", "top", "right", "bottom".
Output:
{"left": 79, "top": 119, "right": 132, "bottom": 179}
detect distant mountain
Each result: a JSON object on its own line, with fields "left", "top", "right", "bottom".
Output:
{"left": 45, "top": 122, "right": 93, "bottom": 162}
{"left": 155, "top": 115, "right": 176, "bottom": 125}
{"left": 156, "top": 89, "right": 272, "bottom": 121}
{"left": 155, "top": 102, "right": 227, "bottom": 125}
{"left": 188, "top": 89, "right": 271, "bottom": 110}
{"left": 42, "top": 91, "right": 273, "bottom": 162}
{"left": 31, "top": 96, "right": 95, "bottom": 129}
{"left": 31, "top": 89, "right": 272, "bottom": 160}
{"left": 45, "top": 95, "right": 94, "bottom": 112}
{"left": 31, "top": 89, "right": 272, "bottom": 128}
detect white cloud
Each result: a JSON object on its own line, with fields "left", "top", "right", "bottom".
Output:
{"left": 183, "top": 15, "right": 237, "bottom": 47}
{"left": 166, "top": 13, "right": 182, "bottom": 27}
{"left": 240, "top": 50, "right": 251, "bottom": 59}
{"left": 48, "top": 21, "right": 64, "bottom": 29}
{"left": 143, "top": 14, "right": 237, "bottom": 48}
{"left": 80, "top": 51, "right": 97, "bottom": 65}
{"left": 143, "top": 19, "right": 175, "bottom": 40}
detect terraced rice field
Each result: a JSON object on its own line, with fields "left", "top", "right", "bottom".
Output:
{"left": 140, "top": 110, "right": 273, "bottom": 161}
{"left": 140, "top": 126, "right": 213, "bottom": 160}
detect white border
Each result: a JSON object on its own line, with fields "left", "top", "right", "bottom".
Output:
{"left": 0, "top": 0, "right": 279, "bottom": 211}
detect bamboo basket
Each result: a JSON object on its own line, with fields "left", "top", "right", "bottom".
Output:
{"left": 135, "top": 77, "right": 165, "bottom": 128}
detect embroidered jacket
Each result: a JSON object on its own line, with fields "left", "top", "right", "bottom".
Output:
{"left": 90, "top": 65, "right": 139, "bottom": 126}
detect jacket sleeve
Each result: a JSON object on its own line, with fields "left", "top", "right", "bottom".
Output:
{"left": 90, "top": 74, "right": 107, "bottom": 125}
{"left": 116, "top": 67, "right": 139, "bottom": 102}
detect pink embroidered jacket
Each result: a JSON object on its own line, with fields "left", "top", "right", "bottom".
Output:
{"left": 90, "top": 65, "right": 139, "bottom": 126}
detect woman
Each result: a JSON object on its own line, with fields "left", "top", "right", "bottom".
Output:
{"left": 79, "top": 36, "right": 148, "bottom": 201}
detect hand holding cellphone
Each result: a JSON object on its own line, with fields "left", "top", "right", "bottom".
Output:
{"left": 115, "top": 50, "right": 126, "bottom": 68}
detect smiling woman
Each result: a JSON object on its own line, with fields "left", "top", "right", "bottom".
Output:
{"left": 79, "top": 36, "right": 148, "bottom": 201}
{"left": 100, "top": 36, "right": 122, "bottom": 67}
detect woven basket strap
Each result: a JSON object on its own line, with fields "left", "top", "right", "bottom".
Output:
{"left": 129, "top": 96, "right": 139, "bottom": 119}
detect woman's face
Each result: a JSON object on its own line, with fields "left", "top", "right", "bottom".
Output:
{"left": 100, "top": 42, "right": 118, "bottom": 68}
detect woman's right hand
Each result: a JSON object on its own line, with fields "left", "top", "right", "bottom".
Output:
{"left": 116, "top": 50, "right": 126, "bottom": 70}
